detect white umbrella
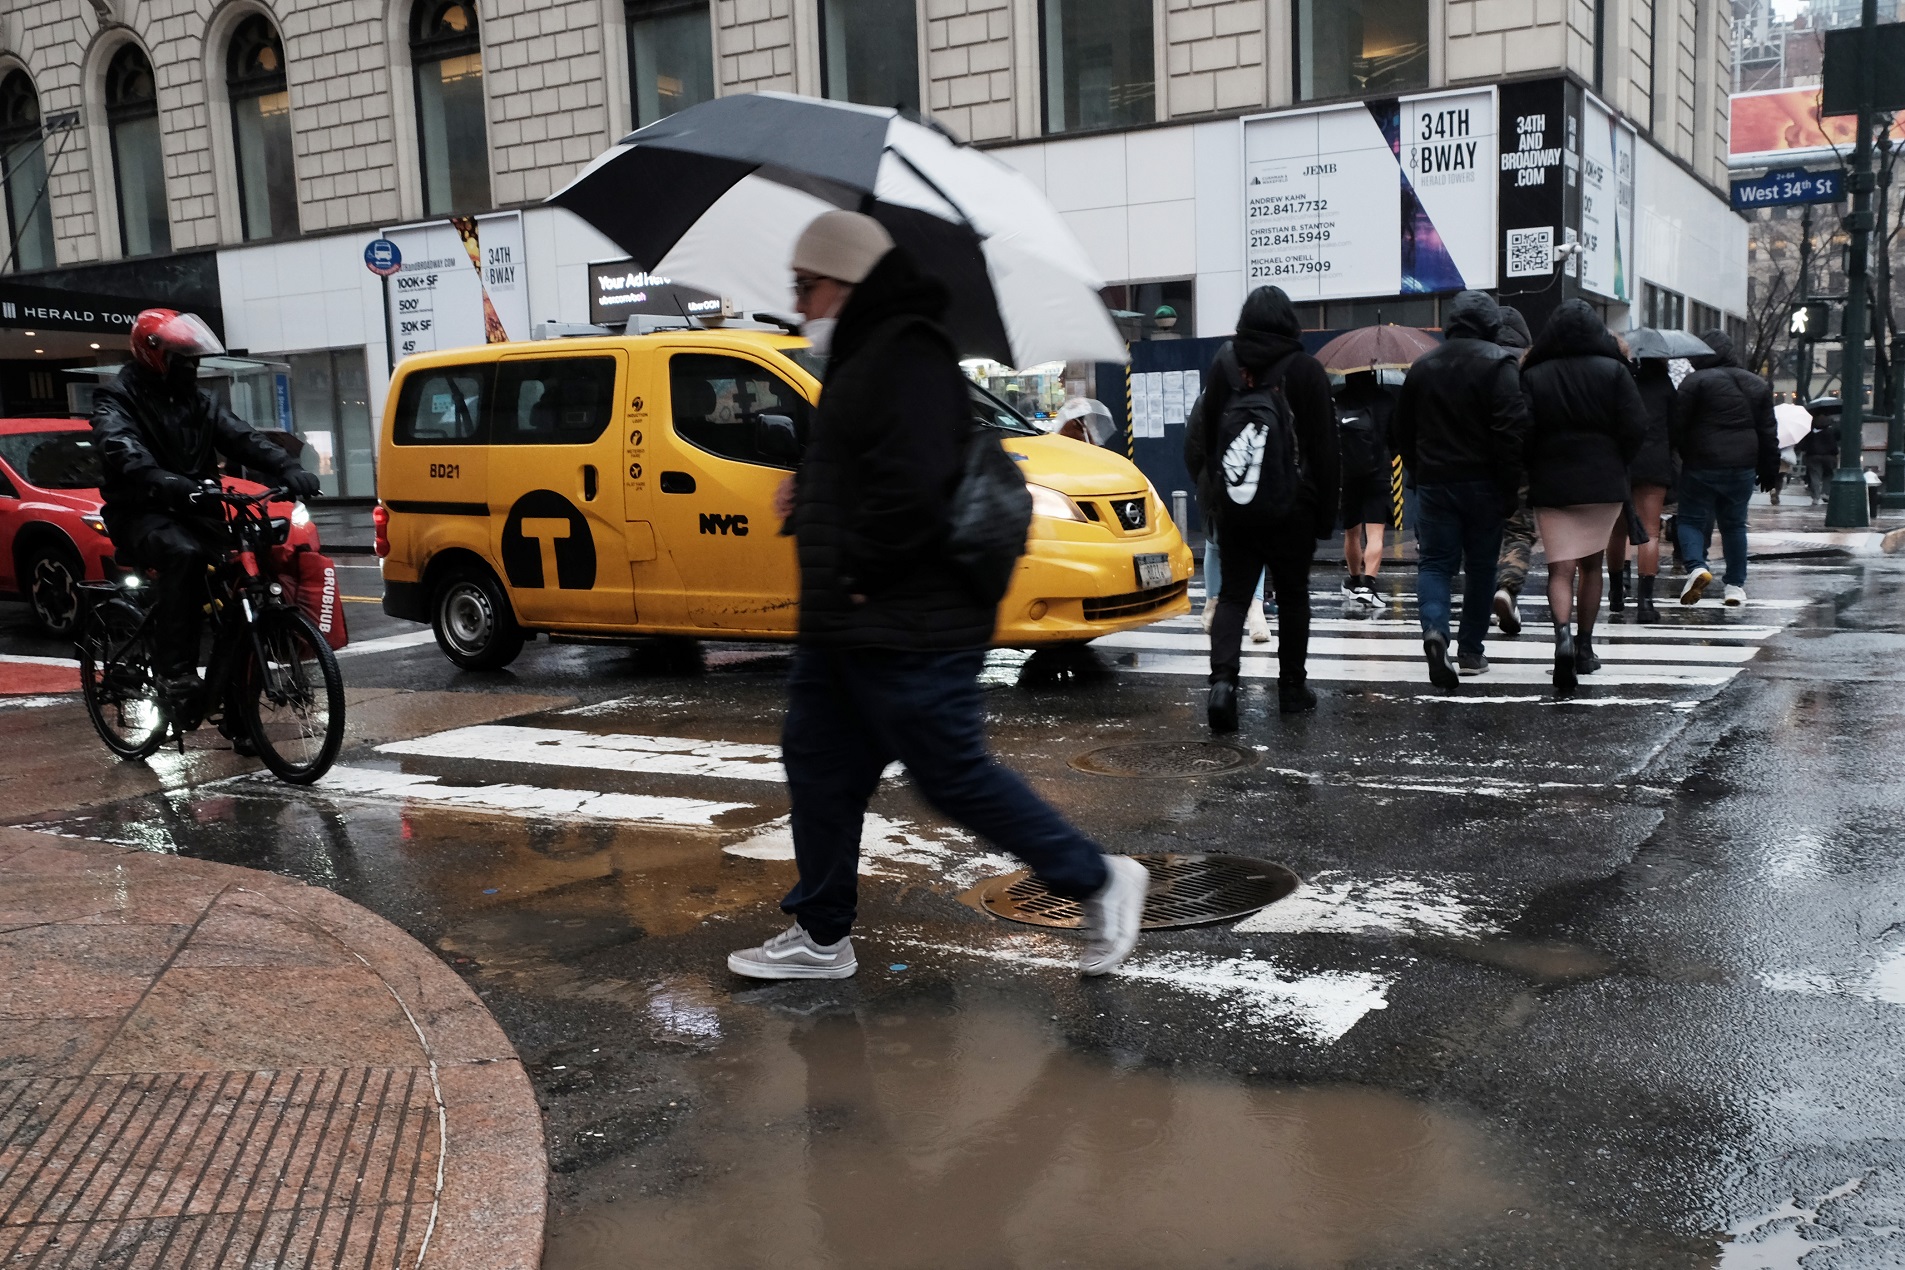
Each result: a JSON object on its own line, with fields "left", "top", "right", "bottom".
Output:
{"left": 1774, "top": 401, "right": 1813, "bottom": 449}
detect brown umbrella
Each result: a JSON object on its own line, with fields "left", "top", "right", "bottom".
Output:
{"left": 1314, "top": 323, "right": 1441, "bottom": 373}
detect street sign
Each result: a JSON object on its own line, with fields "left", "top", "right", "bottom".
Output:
{"left": 1731, "top": 167, "right": 1844, "bottom": 210}
{"left": 1790, "top": 301, "right": 1833, "bottom": 341}
{"left": 1823, "top": 23, "right": 1905, "bottom": 117}
{"left": 363, "top": 237, "right": 402, "bottom": 277}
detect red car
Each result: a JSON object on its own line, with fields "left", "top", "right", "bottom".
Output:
{"left": 0, "top": 417, "right": 320, "bottom": 637}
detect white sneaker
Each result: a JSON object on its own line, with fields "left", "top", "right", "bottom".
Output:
{"left": 1680, "top": 568, "right": 1713, "bottom": 605}
{"left": 1355, "top": 581, "right": 1387, "bottom": 609}
{"left": 1079, "top": 856, "right": 1149, "bottom": 976}
{"left": 727, "top": 924, "right": 857, "bottom": 979}
{"left": 1723, "top": 584, "right": 1746, "bottom": 607}
{"left": 1245, "top": 602, "right": 1271, "bottom": 643}
{"left": 1200, "top": 596, "right": 1217, "bottom": 634}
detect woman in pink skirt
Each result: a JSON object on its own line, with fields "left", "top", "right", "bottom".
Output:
{"left": 1519, "top": 301, "right": 1646, "bottom": 697}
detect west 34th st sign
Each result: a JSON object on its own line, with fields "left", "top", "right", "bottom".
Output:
{"left": 1730, "top": 166, "right": 1845, "bottom": 210}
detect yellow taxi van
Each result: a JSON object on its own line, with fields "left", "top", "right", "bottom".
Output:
{"left": 376, "top": 329, "right": 1192, "bottom": 669}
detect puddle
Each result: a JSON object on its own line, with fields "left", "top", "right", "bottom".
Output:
{"left": 1457, "top": 938, "right": 1618, "bottom": 982}
{"left": 543, "top": 1000, "right": 1524, "bottom": 1270}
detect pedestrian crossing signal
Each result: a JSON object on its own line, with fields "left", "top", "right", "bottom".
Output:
{"left": 1789, "top": 302, "right": 1832, "bottom": 339}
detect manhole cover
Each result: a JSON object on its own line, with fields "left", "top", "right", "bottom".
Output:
{"left": 978, "top": 854, "right": 1300, "bottom": 930}
{"left": 1069, "top": 741, "right": 1253, "bottom": 778}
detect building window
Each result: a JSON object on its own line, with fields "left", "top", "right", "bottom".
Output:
{"left": 412, "top": 0, "right": 491, "bottom": 216}
{"left": 1295, "top": 0, "right": 1429, "bottom": 102}
{"left": 106, "top": 45, "right": 171, "bottom": 258}
{"left": 1689, "top": 300, "right": 1721, "bottom": 335}
{"left": 290, "top": 349, "right": 377, "bottom": 496}
{"left": 628, "top": 2, "right": 715, "bottom": 126}
{"left": 1101, "top": 280, "right": 1196, "bottom": 342}
{"left": 820, "top": 0, "right": 920, "bottom": 112}
{"left": 0, "top": 71, "right": 56, "bottom": 272}
{"left": 1642, "top": 282, "right": 1685, "bottom": 329}
{"left": 228, "top": 15, "right": 299, "bottom": 242}
{"left": 1042, "top": 0, "right": 1154, "bottom": 134}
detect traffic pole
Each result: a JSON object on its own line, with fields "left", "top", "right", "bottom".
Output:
{"left": 1828, "top": 0, "right": 1878, "bottom": 528}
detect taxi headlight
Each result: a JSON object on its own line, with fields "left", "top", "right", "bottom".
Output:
{"left": 290, "top": 502, "right": 311, "bottom": 528}
{"left": 1026, "top": 483, "right": 1085, "bottom": 522}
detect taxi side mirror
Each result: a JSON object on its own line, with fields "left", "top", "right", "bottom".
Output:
{"left": 757, "top": 413, "right": 800, "bottom": 465}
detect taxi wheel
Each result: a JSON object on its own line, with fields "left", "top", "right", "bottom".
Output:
{"left": 432, "top": 567, "right": 525, "bottom": 670}
{"left": 27, "top": 542, "right": 83, "bottom": 638}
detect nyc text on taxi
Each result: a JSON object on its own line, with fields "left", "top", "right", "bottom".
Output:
{"left": 376, "top": 331, "right": 1192, "bottom": 669}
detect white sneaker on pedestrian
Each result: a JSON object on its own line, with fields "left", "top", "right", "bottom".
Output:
{"left": 1723, "top": 584, "right": 1746, "bottom": 607}
{"left": 1493, "top": 588, "right": 1521, "bottom": 636}
{"left": 727, "top": 924, "right": 857, "bottom": 979}
{"left": 1200, "top": 596, "right": 1217, "bottom": 634}
{"left": 1079, "top": 856, "right": 1149, "bottom": 976}
{"left": 1357, "top": 581, "right": 1387, "bottom": 609}
{"left": 1245, "top": 602, "right": 1271, "bottom": 644}
{"left": 1680, "top": 568, "right": 1713, "bottom": 605}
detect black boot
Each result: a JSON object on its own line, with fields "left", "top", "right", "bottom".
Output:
{"left": 1635, "top": 574, "right": 1659, "bottom": 623}
{"left": 1553, "top": 627, "right": 1578, "bottom": 699}
{"left": 1278, "top": 676, "right": 1318, "bottom": 714}
{"left": 1207, "top": 679, "right": 1239, "bottom": 733}
{"left": 1609, "top": 562, "right": 1628, "bottom": 613}
{"left": 1575, "top": 632, "right": 1602, "bottom": 674}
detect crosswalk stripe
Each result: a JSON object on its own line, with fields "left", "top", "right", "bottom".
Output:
{"left": 379, "top": 723, "right": 788, "bottom": 781}
{"left": 1104, "top": 651, "right": 1738, "bottom": 686}
{"left": 1147, "top": 615, "right": 1784, "bottom": 641}
{"left": 1093, "top": 629, "right": 1760, "bottom": 664}
{"left": 304, "top": 765, "right": 751, "bottom": 825}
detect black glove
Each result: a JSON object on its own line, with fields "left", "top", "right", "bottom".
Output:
{"left": 1757, "top": 468, "right": 1780, "bottom": 494}
{"left": 284, "top": 467, "right": 322, "bottom": 498}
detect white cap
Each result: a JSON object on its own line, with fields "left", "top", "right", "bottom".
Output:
{"left": 790, "top": 211, "right": 894, "bottom": 285}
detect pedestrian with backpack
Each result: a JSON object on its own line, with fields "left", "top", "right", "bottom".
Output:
{"left": 1333, "top": 370, "right": 1397, "bottom": 608}
{"left": 1184, "top": 354, "right": 1271, "bottom": 644}
{"left": 1186, "top": 286, "right": 1340, "bottom": 731}
{"left": 727, "top": 212, "right": 1148, "bottom": 982}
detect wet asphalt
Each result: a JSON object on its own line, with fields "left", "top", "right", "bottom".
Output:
{"left": 5, "top": 552, "right": 1905, "bottom": 1268}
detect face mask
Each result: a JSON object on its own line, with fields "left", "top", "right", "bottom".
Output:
{"left": 803, "top": 317, "right": 838, "bottom": 357}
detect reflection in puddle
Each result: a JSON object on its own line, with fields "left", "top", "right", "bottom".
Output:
{"left": 1458, "top": 938, "right": 1618, "bottom": 983}
{"left": 545, "top": 1001, "right": 1521, "bottom": 1270}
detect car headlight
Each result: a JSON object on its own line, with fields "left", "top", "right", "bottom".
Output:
{"left": 290, "top": 502, "right": 311, "bottom": 528}
{"left": 82, "top": 514, "right": 109, "bottom": 536}
{"left": 1026, "top": 483, "right": 1085, "bottom": 522}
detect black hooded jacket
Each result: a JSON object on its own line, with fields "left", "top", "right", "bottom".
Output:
{"left": 1631, "top": 358, "right": 1679, "bottom": 488}
{"left": 91, "top": 362, "right": 300, "bottom": 531}
{"left": 789, "top": 247, "right": 995, "bottom": 650}
{"left": 1393, "top": 290, "right": 1529, "bottom": 497}
{"left": 1181, "top": 286, "right": 1339, "bottom": 538}
{"left": 1518, "top": 300, "right": 1646, "bottom": 508}
{"left": 1674, "top": 329, "right": 1777, "bottom": 476}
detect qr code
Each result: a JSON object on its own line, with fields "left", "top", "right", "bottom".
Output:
{"left": 1506, "top": 227, "right": 1554, "bottom": 277}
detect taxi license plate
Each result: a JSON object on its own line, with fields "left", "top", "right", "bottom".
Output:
{"left": 1133, "top": 553, "right": 1172, "bottom": 590}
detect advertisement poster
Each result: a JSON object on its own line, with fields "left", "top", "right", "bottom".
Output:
{"left": 1497, "top": 79, "right": 1566, "bottom": 284}
{"left": 1578, "top": 96, "right": 1636, "bottom": 303}
{"left": 380, "top": 211, "right": 529, "bottom": 363}
{"left": 1242, "top": 88, "right": 1498, "bottom": 302}
{"left": 1728, "top": 87, "right": 1905, "bottom": 165}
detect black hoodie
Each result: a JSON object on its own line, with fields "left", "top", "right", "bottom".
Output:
{"left": 1673, "top": 329, "right": 1778, "bottom": 477}
{"left": 790, "top": 247, "right": 993, "bottom": 649}
{"left": 1519, "top": 300, "right": 1646, "bottom": 507}
{"left": 1392, "top": 290, "right": 1529, "bottom": 497}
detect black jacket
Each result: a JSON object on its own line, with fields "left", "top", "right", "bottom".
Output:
{"left": 1631, "top": 359, "right": 1678, "bottom": 488}
{"left": 1183, "top": 286, "right": 1339, "bottom": 539}
{"left": 1674, "top": 330, "right": 1778, "bottom": 477}
{"left": 790, "top": 248, "right": 994, "bottom": 650}
{"left": 1393, "top": 290, "right": 1529, "bottom": 498}
{"left": 1518, "top": 300, "right": 1646, "bottom": 508}
{"left": 92, "top": 362, "right": 299, "bottom": 530}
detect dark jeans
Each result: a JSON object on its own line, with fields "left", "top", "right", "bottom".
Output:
{"left": 110, "top": 511, "right": 222, "bottom": 678}
{"left": 780, "top": 645, "right": 1108, "bottom": 944}
{"left": 1416, "top": 481, "right": 1505, "bottom": 657}
{"left": 1208, "top": 519, "right": 1312, "bottom": 685}
{"left": 1676, "top": 467, "right": 1753, "bottom": 587}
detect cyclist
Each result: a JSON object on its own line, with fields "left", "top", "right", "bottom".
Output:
{"left": 91, "top": 309, "right": 321, "bottom": 723}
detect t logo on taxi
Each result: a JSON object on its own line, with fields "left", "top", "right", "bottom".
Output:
{"left": 501, "top": 491, "right": 596, "bottom": 588}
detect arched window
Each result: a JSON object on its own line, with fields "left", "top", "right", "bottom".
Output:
{"left": 228, "top": 14, "right": 299, "bottom": 240}
{"left": 106, "top": 44, "right": 171, "bottom": 257}
{"left": 411, "top": 0, "right": 490, "bottom": 215}
{"left": 0, "top": 71, "right": 56, "bottom": 272}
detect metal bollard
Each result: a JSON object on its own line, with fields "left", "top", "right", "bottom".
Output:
{"left": 1171, "top": 489, "right": 1188, "bottom": 529}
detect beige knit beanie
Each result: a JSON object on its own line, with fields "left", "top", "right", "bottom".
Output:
{"left": 790, "top": 211, "right": 894, "bottom": 284}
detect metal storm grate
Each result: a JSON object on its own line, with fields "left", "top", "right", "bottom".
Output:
{"left": 1069, "top": 739, "right": 1252, "bottom": 777}
{"left": 978, "top": 854, "right": 1300, "bottom": 930}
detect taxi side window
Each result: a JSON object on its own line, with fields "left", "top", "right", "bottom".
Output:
{"left": 669, "top": 354, "right": 811, "bottom": 468}
{"left": 492, "top": 357, "right": 618, "bottom": 446}
{"left": 393, "top": 366, "right": 489, "bottom": 445}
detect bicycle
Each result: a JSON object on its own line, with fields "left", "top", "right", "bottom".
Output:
{"left": 76, "top": 485, "right": 346, "bottom": 785}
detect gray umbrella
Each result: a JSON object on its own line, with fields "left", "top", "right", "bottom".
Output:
{"left": 1625, "top": 327, "right": 1713, "bottom": 359}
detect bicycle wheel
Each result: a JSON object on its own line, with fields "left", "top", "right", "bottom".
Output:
{"left": 78, "top": 597, "right": 168, "bottom": 760}
{"left": 241, "top": 607, "right": 346, "bottom": 784}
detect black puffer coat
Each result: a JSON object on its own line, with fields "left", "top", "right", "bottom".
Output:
{"left": 790, "top": 247, "right": 994, "bottom": 650}
{"left": 92, "top": 362, "right": 300, "bottom": 530}
{"left": 1393, "top": 290, "right": 1529, "bottom": 499}
{"left": 1630, "top": 359, "right": 1678, "bottom": 488}
{"left": 1519, "top": 300, "right": 1645, "bottom": 508}
{"left": 1674, "top": 330, "right": 1778, "bottom": 478}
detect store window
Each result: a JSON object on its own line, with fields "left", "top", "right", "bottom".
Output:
{"left": 412, "top": 0, "right": 491, "bottom": 216}
{"left": 1294, "top": 0, "right": 1429, "bottom": 102}
{"left": 669, "top": 353, "right": 811, "bottom": 467}
{"left": 290, "top": 350, "right": 376, "bottom": 496}
{"left": 1, "top": 71, "right": 56, "bottom": 272}
{"left": 627, "top": 2, "right": 715, "bottom": 126}
{"left": 1642, "top": 282, "right": 1685, "bottom": 329}
{"left": 821, "top": 0, "right": 920, "bottom": 112}
{"left": 227, "top": 15, "right": 299, "bottom": 242}
{"left": 1042, "top": 0, "right": 1154, "bottom": 133}
{"left": 106, "top": 45, "right": 171, "bottom": 258}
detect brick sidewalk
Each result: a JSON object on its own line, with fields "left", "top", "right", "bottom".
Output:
{"left": 0, "top": 828, "right": 545, "bottom": 1269}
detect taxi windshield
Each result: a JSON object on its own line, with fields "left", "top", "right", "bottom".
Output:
{"left": 779, "top": 347, "right": 1041, "bottom": 437}
{"left": 0, "top": 431, "right": 104, "bottom": 490}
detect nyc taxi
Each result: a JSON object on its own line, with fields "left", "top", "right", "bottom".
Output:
{"left": 376, "top": 330, "right": 1192, "bottom": 669}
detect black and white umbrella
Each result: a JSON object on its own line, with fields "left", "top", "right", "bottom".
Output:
{"left": 1625, "top": 327, "right": 1713, "bottom": 360}
{"left": 548, "top": 93, "right": 1124, "bottom": 367}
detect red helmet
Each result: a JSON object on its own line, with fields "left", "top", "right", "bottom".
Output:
{"left": 129, "top": 309, "right": 224, "bottom": 375}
